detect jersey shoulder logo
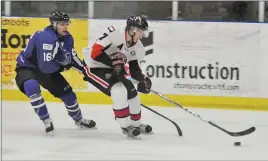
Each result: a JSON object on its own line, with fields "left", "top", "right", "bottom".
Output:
{"left": 107, "top": 26, "right": 115, "bottom": 32}
{"left": 130, "top": 51, "right": 136, "bottom": 56}
{"left": 43, "top": 43, "right": 53, "bottom": 50}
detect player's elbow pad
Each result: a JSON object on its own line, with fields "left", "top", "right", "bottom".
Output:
{"left": 93, "top": 52, "right": 113, "bottom": 67}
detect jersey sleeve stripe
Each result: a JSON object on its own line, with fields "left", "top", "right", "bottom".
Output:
{"left": 83, "top": 66, "right": 109, "bottom": 88}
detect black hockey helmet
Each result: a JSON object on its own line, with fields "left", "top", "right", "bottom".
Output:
{"left": 49, "top": 11, "right": 70, "bottom": 27}
{"left": 125, "top": 15, "right": 149, "bottom": 47}
{"left": 126, "top": 15, "right": 149, "bottom": 32}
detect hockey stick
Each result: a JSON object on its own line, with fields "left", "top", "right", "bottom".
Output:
{"left": 150, "top": 89, "right": 256, "bottom": 137}
{"left": 141, "top": 104, "right": 183, "bottom": 136}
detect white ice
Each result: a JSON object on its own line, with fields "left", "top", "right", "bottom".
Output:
{"left": 1, "top": 101, "right": 268, "bottom": 160}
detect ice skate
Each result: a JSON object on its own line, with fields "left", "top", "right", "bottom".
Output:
{"left": 43, "top": 118, "right": 54, "bottom": 135}
{"left": 121, "top": 125, "right": 141, "bottom": 139}
{"left": 136, "top": 123, "right": 153, "bottom": 134}
{"left": 75, "top": 118, "right": 96, "bottom": 129}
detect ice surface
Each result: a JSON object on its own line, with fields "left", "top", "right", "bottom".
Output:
{"left": 2, "top": 101, "right": 268, "bottom": 160}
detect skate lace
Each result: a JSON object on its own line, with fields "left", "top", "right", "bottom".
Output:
{"left": 129, "top": 126, "right": 136, "bottom": 130}
{"left": 81, "top": 118, "right": 91, "bottom": 124}
{"left": 123, "top": 126, "right": 136, "bottom": 132}
{"left": 43, "top": 119, "right": 52, "bottom": 128}
{"left": 139, "top": 124, "right": 147, "bottom": 130}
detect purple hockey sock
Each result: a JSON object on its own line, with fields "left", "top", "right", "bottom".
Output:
{"left": 60, "top": 92, "right": 82, "bottom": 121}
{"left": 24, "top": 79, "right": 49, "bottom": 120}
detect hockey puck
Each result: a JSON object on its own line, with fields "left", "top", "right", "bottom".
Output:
{"left": 234, "top": 142, "right": 241, "bottom": 146}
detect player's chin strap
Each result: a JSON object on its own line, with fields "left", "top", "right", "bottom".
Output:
{"left": 127, "top": 77, "right": 256, "bottom": 137}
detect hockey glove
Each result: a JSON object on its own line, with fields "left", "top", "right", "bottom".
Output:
{"left": 110, "top": 52, "right": 127, "bottom": 81}
{"left": 137, "top": 76, "right": 152, "bottom": 94}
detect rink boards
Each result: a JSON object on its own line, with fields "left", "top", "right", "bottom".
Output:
{"left": 1, "top": 17, "right": 268, "bottom": 111}
{"left": 2, "top": 89, "right": 268, "bottom": 111}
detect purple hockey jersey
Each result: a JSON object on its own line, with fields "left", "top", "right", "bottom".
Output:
{"left": 16, "top": 26, "right": 82, "bottom": 73}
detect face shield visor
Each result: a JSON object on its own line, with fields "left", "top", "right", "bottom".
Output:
{"left": 142, "top": 28, "right": 149, "bottom": 38}
{"left": 52, "top": 20, "right": 71, "bottom": 27}
{"left": 128, "top": 26, "right": 149, "bottom": 39}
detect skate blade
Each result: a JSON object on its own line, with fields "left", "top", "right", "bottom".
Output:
{"left": 141, "top": 131, "right": 154, "bottom": 135}
{"left": 126, "top": 134, "right": 142, "bottom": 140}
{"left": 45, "top": 130, "right": 55, "bottom": 137}
{"left": 122, "top": 129, "right": 142, "bottom": 140}
{"left": 76, "top": 125, "right": 98, "bottom": 130}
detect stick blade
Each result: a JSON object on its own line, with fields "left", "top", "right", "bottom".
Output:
{"left": 170, "top": 120, "right": 183, "bottom": 136}
{"left": 228, "top": 126, "right": 256, "bottom": 137}
{"left": 141, "top": 104, "right": 183, "bottom": 137}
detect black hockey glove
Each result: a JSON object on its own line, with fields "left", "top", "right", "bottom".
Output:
{"left": 137, "top": 76, "right": 152, "bottom": 94}
{"left": 110, "top": 52, "right": 127, "bottom": 81}
{"left": 58, "top": 65, "right": 72, "bottom": 72}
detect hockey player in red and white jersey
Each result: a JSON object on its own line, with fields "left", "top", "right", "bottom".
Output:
{"left": 82, "top": 15, "right": 153, "bottom": 138}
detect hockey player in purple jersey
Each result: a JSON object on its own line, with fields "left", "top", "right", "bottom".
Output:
{"left": 15, "top": 11, "right": 96, "bottom": 134}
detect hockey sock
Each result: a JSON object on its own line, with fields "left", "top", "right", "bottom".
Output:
{"left": 60, "top": 92, "right": 82, "bottom": 121}
{"left": 110, "top": 82, "right": 130, "bottom": 128}
{"left": 24, "top": 79, "right": 49, "bottom": 120}
{"left": 128, "top": 95, "right": 141, "bottom": 127}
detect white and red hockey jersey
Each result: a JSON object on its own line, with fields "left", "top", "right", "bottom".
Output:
{"left": 83, "top": 25, "right": 146, "bottom": 81}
